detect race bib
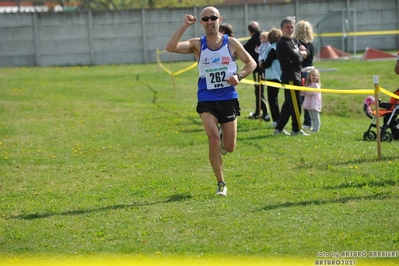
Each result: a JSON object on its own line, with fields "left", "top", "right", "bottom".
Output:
{"left": 205, "top": 66, "right": 230, "bottom": 90}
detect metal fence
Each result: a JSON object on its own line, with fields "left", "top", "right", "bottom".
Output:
{"left": 0, "top": 0, "right": 398, "bottom": 67}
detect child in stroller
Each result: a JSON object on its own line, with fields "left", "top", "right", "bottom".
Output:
{"left": 363, "top": 88, "right": 399, "bottom": 142}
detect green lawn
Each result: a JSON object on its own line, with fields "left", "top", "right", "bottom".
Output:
{"left": 0, "top": 60, "right": 398, "bottom": 265}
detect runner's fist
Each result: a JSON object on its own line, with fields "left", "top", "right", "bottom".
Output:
{"left": 185, "top": 14, "right": 196, "bottom": 25}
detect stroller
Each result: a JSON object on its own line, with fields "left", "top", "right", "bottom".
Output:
{"left": 363, "top": 88, "right": 399, "bottom": 142}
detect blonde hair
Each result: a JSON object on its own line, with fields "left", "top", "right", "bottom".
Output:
{"left": 294, "top": 20, "right": 314, "bottom": 43}
{"left": 260, "top": 31, "right": 269, "bottom": 39}
{"left": 305, "top": 68, "right": 321, "bottom": 87}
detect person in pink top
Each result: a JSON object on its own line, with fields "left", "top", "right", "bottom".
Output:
{"left": 303, "top": 68, "right": 322, "bottom": 132}
{"left": 395, "top": 50, "right": 399, "bottom": 74}
{"left": 363, "top": 95, "right": 376, "bottom": 119}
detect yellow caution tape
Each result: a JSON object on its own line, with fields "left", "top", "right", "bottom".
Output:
{"left": 315, "top": 30, "right": 399, "bottom": 37}
{"left": 1, "top": 256, "right": 396, "bottom": 266}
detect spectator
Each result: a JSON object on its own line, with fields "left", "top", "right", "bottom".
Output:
{"left": 219, "top": 23, "right": 234, "bottom": 37}
{"left": 258, "top": 31, "right": 270, "bottom": 73}
{"left": 244, "top": 21, "right": 270, "bottom": 122}
{"left": 395, "top": 50, "right": 399, "bottom": 74}
{"left": 274, "top": 16, "right": 309, "bottom": 136}
{"left": 294, "top": 20, "right": 315, "bottom": 129}
{"left": 303, "top": 68, "right": 322, "bottom": 132}
{"left": 262, "top": 27, "right": 282, "bottom": 127}
{"left": 363, "top": 95, "right": 376, "bottom": 119}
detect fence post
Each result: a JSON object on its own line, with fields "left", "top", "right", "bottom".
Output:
{"left": 193, "top": 6, "right": 198, "bottom": 38}
{"left": 32, "top": 12, "right": 40, "bottom": 66}
{"left": 141, "top": 8, "right": 147, "bottom": 63}
{"left": 373, "top": 75, "right": 381, "bottom": 160}
{"left": 87, "top": 10, "right": 94, "bottom": 66}
{"left": 244, "top": 4, "right": 248, "bottom": 32}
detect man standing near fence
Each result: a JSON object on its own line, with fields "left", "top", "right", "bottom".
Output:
{"left": 395, "top": 50, "right": 399, "bottom": 74}
{"left": 244, "top": 21, "right": 270, "bottom": 122}
{"left": 274, "top": 16, "right": 309, "bottom": 136}
{"left": 165, "top": 6, "right": 256, "bottom": 196}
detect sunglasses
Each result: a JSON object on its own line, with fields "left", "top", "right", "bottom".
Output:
{"left": 201, "top": 15, "right": 219, "bottom": 22}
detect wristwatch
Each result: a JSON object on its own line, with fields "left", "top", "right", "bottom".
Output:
{"left": 236, "top": 73, "right": 243, "bottom": 81}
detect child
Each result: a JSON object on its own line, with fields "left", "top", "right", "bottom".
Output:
{"left": 248, "top": 30, "right": 270, "bottom": 121}
{"left": 363, "top": 95, "right": 376, "bottom": 119}
{"left": 257, "top": 31, "right": 270, "bottom": 74}
{"left": 303, "top": 68, "right": 322, "bottom": 132}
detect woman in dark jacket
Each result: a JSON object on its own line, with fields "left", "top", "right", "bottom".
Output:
{"left": 294, "top": 20, "right": 315, "bottom": 129}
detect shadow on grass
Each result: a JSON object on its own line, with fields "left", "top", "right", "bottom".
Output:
{"left": 295, "top": 154, "right": 399, "bottom": 171}
{"left": 238, "top": 134, "right": 274, "bottom": 142}
{"left": 261, "top": 192, "right": 392, "bottom": 211}
{"left": 325, "top": 154, "right": 399, "bottom": 165}
{"left": 324, "top": 179, "right": 398, "bottom": 189}
{"left": 155, "top": 104, "right": 203, "bottom": 133}
{"left": 139, "top": 80, "right": 157, "bottom": 104}
{"left": 8, "top": 193, "right": 192, "bottom": 221}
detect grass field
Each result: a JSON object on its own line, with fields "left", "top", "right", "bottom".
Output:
{"left": 0, "top": 59, "right": 399, "bottom": 266}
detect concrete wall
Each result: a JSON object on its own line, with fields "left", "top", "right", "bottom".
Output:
{"left": 0, "top": 0, "right": 398, "bottom": 67}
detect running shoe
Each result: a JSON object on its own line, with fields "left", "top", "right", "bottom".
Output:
{"left": 262, "top": 114, "right": 271, "bottom": 122}
{"left": 291, "top": 130, "right": 310, "bottom": 136}
{"left": 274, "top": 129, "right": 291, "bottom": 136}
{"left": 216, "top": 182, "right": 227, "bottom": 196}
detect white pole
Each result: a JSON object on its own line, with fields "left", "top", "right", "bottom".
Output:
{"left": 373, "top": 75, "right": 381, "bottom": 160}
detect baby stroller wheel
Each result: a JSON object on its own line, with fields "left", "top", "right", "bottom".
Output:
{"left": 380, "top": 131, "right": 393, "bottom": 142}
{"left": 363, "top": 131, "right": 377, "bottom": 141}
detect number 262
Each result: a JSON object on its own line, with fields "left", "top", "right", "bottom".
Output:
{"left": 210, "top": 72, "right": 226, "bottom": 83}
